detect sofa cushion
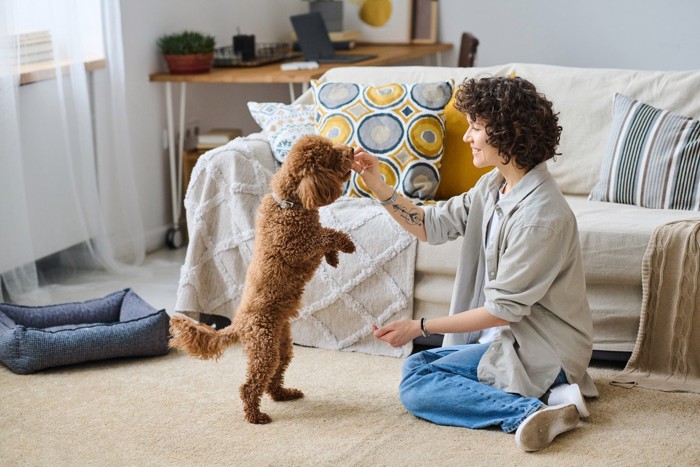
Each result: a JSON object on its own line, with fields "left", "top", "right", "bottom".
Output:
{"left": 414, "top": 195, "right": 700, "bottom": 288}
{"left": 311, "top": 80, "right": 453, "bottom": 201}
{"left": 0, "top": 289, "right": 170, "bottom": 374}
{"left": 588, "top": 93, "right": 700, "bottom": 210}
{"left": 247, "top": 102, "right": 315, "bottom": 165}
{"left": 415, "top": 236, "right": 463, "bottom": 275}
{"left": 566, "top": 195, "right": 700, "bottom": 283}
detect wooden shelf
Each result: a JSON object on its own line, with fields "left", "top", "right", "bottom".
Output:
{"left": 149, "top": 43, "right": 452, "bottom": 85}
{"left": 20, "top": 58, "right": 106, "bottom": 86}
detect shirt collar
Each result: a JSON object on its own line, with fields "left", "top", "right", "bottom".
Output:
{"left": 487, "top": 162, "right": 551, "bottom": 217}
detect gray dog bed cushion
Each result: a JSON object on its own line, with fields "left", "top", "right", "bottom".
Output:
{"left": 0, "top": 288, "right": 170, "bottom": 374}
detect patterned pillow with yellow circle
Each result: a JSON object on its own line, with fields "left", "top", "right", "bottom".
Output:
{"left": 312, "top": 80, "right": 453, "bottom": 201}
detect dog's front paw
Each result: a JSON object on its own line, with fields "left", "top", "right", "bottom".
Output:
{"left": 338, "top": 232, "right": 356, "bottom": 254}
{"left": 325, "top": 251, "right": 339, "bottom": 268}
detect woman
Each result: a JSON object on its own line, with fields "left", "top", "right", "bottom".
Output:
{"left": 352, "top": 76, "right": 598, "bottom": 452}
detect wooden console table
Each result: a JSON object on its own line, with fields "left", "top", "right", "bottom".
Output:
{"left": 149, "top": 43, "right": 452, "bottom": 248}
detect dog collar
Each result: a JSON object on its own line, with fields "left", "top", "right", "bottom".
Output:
{"left": 272, "top": 193, "right": 298, "bottom": 209}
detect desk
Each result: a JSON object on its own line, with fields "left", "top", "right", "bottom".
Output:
{"left": 149, "top": 43, "right": 452, "bottom": 247}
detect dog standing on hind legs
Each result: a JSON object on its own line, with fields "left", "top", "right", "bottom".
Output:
{"left": 169, "top": 134, "right": 357, "bottom": 424}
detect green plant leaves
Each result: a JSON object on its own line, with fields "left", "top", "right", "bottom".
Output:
{"left": 157, "top": 31, "right": 216, "bottom": 55}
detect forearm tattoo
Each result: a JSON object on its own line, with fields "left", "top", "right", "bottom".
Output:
{"left": 392, "top": 203, "right": 424, "bottom": 226}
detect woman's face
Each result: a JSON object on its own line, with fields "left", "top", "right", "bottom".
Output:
{"left": 463, "top": 116, "right": 502, "bottom": 169}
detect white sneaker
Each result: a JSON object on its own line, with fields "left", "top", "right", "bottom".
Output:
{"left": 547, "top": 383, "right": 589, "bottom": 418}
{"left": 515, "top": 404, "right": 579, "bottom": 452}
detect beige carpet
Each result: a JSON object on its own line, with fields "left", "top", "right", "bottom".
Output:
{"left": 1, "top": 346, "right": 699, "bottom": 466}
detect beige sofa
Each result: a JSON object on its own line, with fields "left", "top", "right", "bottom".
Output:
{"left": 181, "top": 62, "right": 700, "bottom": 358}
{"left": 292, "top": 62, "right": 700, "bottom": 357}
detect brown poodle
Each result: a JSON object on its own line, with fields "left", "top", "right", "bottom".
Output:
{"left": 169, "top": 134, "right": 356, "bottom": 424}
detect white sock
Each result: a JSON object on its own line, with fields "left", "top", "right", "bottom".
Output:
{"left": 547, "top": 383, "right": 589, "bottom": 418}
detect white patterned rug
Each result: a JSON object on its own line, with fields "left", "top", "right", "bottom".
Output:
{"left": 175, "top": 137, "right": 417, "bottom": 357}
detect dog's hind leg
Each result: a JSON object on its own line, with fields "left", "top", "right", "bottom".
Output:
{"left": 240, "top": 333, "right": 279, "bottom": 424}
{"left": 267, "top": 321, "right": 304, "bottom": 402}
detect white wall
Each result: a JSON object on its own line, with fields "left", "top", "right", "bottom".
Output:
{"left": 437, "top": 0, "right": 700, "bottom": 71}
{"left": 120, "top": 0, "right": 700, "bottom": 252}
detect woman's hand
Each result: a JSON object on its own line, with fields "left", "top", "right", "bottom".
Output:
{"left": 353, "top": 147, "right": 428, "bottom": 241}
{"left": 372, "top": 319, "right": 421, "bottom": 348}
{"left": 352, "top": 147, "right": 380, "bottom": 178}
{"left": 352, "top": 147, "right": 393, "bottom": 199}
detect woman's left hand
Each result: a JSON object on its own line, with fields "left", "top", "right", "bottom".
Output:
{"left": 372, "top": 319, "right": 421, "bottom": 347}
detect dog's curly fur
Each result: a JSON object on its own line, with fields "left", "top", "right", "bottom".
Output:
{"left": 169, "top": 135, "right": 356, "bottom": 424}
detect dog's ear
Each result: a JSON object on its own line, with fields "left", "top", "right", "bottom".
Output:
{"left": 298, "top": 167, "right": 341, "bottom": 209}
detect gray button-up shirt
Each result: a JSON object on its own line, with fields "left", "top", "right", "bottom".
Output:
{"left": 424, "top": 163, "right": 598, "bottom": 398}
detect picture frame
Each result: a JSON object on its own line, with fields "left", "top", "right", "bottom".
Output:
{"left": 411, "top": 0, "right": 438, "bottom": 44}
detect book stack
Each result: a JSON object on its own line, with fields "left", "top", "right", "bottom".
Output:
{"left": 291, "top": 29, "right": 361, "bottom": 50}
{"left": 196, "top": 128, "right": 243, "bottom": 150}
{"left": 17, "top": 30, "right": 53, "bottom": 65}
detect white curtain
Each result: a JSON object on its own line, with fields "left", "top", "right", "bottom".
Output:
{"left": 0, "top": 0, "right": 145, "bottom": 304}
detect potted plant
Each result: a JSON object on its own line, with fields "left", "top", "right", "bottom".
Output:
{"left": 157, "top": 30, "right": 216, "bottom": 74}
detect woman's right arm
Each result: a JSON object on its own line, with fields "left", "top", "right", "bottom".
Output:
{"left": 353, "top": 148, "right": 427, "bottom": 242}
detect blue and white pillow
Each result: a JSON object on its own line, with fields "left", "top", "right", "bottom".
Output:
{"left": 589, "top": 93, "right": 700, "bottom": 210}
{"left": 247, "top": 102, "right": 315, "bottom": 165}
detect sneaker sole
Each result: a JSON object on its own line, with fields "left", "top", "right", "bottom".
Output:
{"left": 515, "top": 404, "right": 579, "bottom": 452}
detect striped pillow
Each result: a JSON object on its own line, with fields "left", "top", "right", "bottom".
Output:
{"left": 589, "top": 93, "right": 700, "bottom": 210}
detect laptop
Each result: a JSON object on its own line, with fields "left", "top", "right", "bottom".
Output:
{"left": 290, "top": 12, "right": 377, "bottom": 64}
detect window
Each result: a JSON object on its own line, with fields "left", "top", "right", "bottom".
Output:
{"left": 11, "top": 0, "right": 105, "bottom": 84}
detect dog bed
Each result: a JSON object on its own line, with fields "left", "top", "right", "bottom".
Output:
{"left": 0, "top": 288, "right": 170, "bottom": 374}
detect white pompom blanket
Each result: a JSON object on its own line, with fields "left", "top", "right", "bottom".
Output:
{"left": 175, "top": 137, "right": 416, "bottom": 357}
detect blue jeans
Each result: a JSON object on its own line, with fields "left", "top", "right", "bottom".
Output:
{"left": 400, "top": 344, "right": 567, "bottom": 433}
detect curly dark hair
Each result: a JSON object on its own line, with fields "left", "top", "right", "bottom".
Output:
{"left": 454, "top": 76, "right": 562, "bottom": 171}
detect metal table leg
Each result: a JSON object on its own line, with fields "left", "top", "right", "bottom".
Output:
{"left": 288, "top": 82, "right": 296, "bottom": 102}
{"left": 164, "top": 82, "right": 187, "bottom": 249}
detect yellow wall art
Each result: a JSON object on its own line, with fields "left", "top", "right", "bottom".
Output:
{"left": 344, "top": 0, "right": 413, "bottom": 43}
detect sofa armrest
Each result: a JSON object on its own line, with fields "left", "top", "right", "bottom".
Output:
{"left": 207, "top": 132, "right": 277, "bottom": 174}
{"left": 177, "top": 133, "right": 277, "bottom": 320}
{"left": 184, "top": 132, "right": 276, "bottom": 207}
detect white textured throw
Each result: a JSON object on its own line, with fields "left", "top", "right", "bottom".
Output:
{"left": 175, "top": 137, "right": 417, "bottom": 358}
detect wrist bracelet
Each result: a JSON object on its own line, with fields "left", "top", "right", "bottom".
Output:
{"left": 379, "top": 186, "right": 398, "bottom": 206}
{"left": 420, "top": 317, "right": 431, "bottom": 337}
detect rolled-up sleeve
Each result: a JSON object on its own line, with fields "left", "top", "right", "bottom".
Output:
{"left": 424, "top": 192, "right": 473, "bottom": 245}
{"left": 484, "top": 223, "right": 569, "bottom": 322}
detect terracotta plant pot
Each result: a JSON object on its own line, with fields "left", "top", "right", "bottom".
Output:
{"left": 163, "top": 53, "right": 214, "bottom": 74}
